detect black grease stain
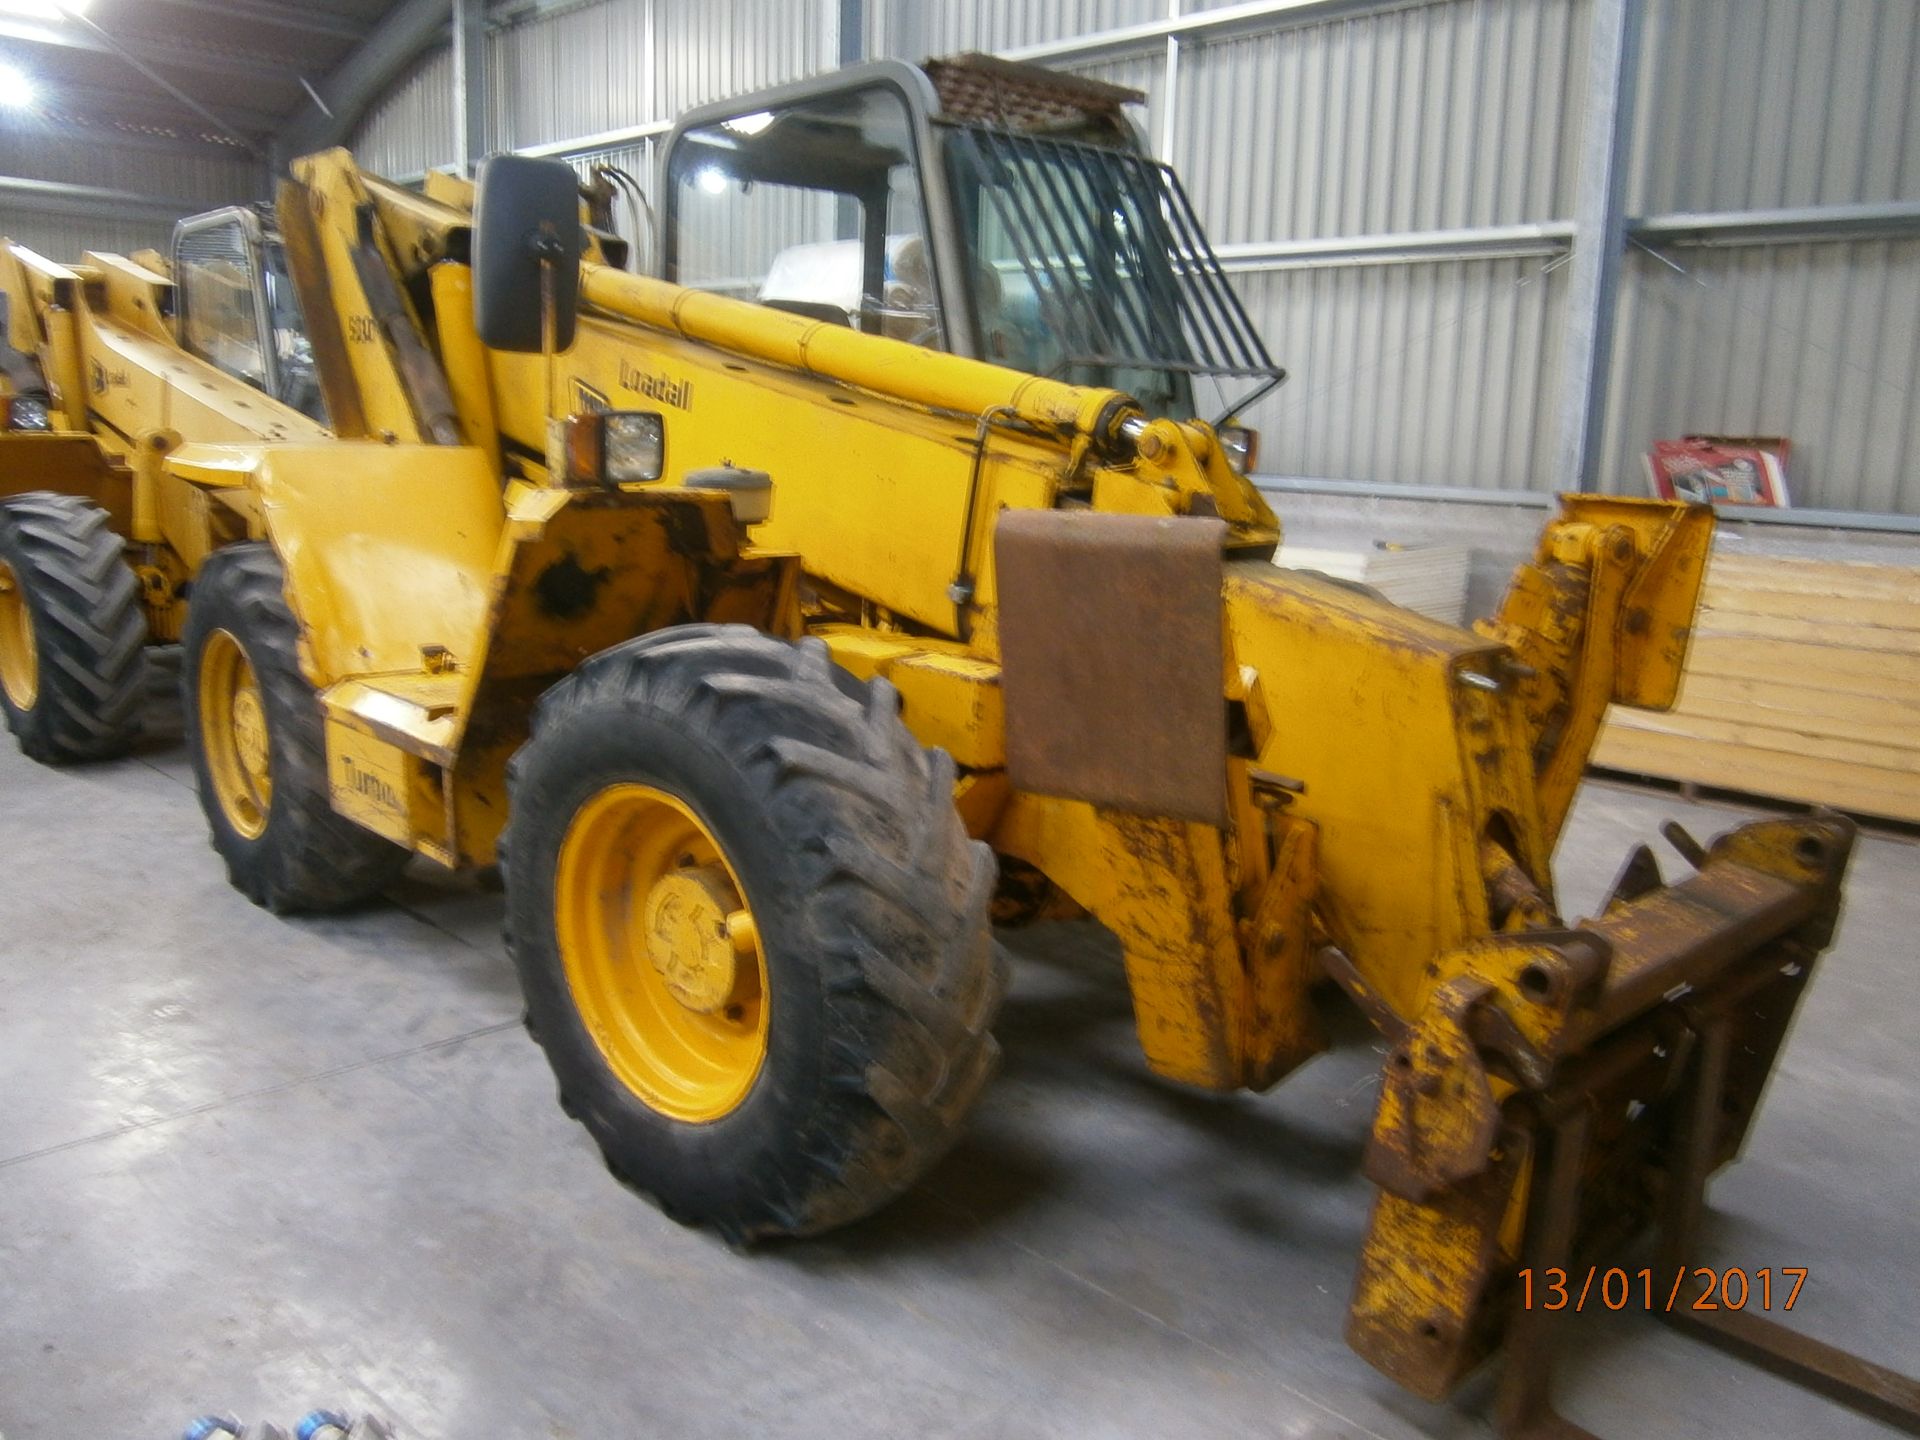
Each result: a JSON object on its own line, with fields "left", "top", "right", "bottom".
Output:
{"left": 535, "top": 554, "right": 612, "bottom": 619}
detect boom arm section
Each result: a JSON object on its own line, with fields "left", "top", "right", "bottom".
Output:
{"left": 1476, "top": 495, "right": 1714, "bottom": 846}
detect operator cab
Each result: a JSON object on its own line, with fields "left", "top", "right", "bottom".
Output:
{"left": 171, "top": 206, "right": 326, "bottom": 423}
{"left": 659, "top": 55, "right": 1283, "bottom": 424}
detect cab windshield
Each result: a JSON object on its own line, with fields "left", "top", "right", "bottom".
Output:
{"left": 942, "top": 125, "right": 1280, "bottom": 420}
{"left": 661, "top": 87, "right": 1280, "bottom": 422}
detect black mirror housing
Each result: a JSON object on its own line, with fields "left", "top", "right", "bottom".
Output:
{"left": 472, "top": 153, "right": 584, "bottom": 353}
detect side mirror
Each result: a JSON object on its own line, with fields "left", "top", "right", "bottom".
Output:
{"left": 472, "top": 153, "right": 583, "bottom": 353}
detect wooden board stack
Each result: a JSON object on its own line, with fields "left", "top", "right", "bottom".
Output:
{"left": 1274, "top": 543, "right": 1472, "bottom": 625}
{"left": 1593, "top": 548, "right": 1920, "bottom": 823}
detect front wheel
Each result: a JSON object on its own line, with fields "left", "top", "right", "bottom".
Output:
{"left": 182, "top": 545, "right": 409, "bottom": 913}
{"left": 504, "top": 624, "right": 1005, "bottom": 1242}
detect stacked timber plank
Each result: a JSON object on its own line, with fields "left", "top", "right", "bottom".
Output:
{"left": 1594, "top": 548, "right": 1920, "bottom": 823}
{"left": 1274, "top": 542, "right": 1471, "bottom": 625}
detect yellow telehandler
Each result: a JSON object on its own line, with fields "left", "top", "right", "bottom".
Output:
{"left": 0, "top": 54, "right": 1906, "bottom": 1437}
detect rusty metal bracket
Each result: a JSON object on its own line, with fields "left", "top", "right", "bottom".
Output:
{"left": 1348, "top": 811, "right": 1899, "bottom": 1434}
{"left": 1364, "top": 978, "right": 1505, "bottom": 1202}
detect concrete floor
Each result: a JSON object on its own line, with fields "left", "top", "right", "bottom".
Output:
{"left": 3, "top": 686, "right": 1916, "bottom": 1440}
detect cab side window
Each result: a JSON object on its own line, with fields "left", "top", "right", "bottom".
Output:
{"left": 668, "top": 87, "right": 942, "bottom": 347}
{"left": 176, "top": 219, "right": 267, "bottom": 388}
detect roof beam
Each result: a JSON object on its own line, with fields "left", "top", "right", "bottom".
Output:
{"left": 277, "top": 0, "right": 455, "bottom": 161}
{"left": 33, "top": 79, "right": 285, "bottom": 137}
{"left": 0, "top": 16, "right": 303, "bottom": 86}
{"left": 36, "top": 9, "right": 268, "bottom": 154}
{"left": 0, "top": 174, "right": 199, "bottom": 221}
{"left": 149, "top": 0, "right": 374, "bottom": 42}
{"left": 4, "top": 118, "right": 258, "bottom": 170}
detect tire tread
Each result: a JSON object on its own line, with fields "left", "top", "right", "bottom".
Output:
{"left": 505, "top": 623, "right": 1005, "bottom": 1242}
{"left": 0, "top": 492, "right": 146, "bottom": 764}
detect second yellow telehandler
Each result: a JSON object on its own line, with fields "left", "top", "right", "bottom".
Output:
{"left": 0, "top": 54, "right": 1904, "bottom": 1438}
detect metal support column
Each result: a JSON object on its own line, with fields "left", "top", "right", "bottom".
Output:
{"left": 1552, "top": 0, "right": 1643, "bottom": 489}
{"left": 1159, "top": 1, "right": 1181, "bottom": 161}
{"left": 451, "top": 0, "right": 488, "bottom": 174}
{"left": 838, "top": 0, "right": 864, "bottom": 65}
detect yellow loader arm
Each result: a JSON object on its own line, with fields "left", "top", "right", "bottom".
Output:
{"left": 1300, "top": 502, "right": 1872, "bottom": 1427}
{"left": 993, "top": 488, "right": 1864, "bottom": 1427}
{"left": 1478, "top": 493, "right": 1716, "bottom": 846}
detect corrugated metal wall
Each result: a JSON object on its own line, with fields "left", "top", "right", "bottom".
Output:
{"left": 0, "top": 210, "right": 177, "bottom": 259}
{"left": 344, "top": 0, "right": 1920, "bottom": 515}
{"left": 1165, "top": 0, "right": 1586, "bottom": 491}
{"left": 1170, "top": 2, "right": 1588, "bottom": 241}
{"left": 1602, "top": 238, "right": 1920, "bottom": 514}
{"left": 1628, "top": 0, "right": 1920, "bottom": 215}
{"left": 1240, "top": 255, "right": 1570, "bottom": 489}
{"left": 353, "top": 0, "right": 838, "bottom": 179}
{"left": 0, "top": 119, "right": 263, "bottom": 259}
{"left": 868, "top": 0, "right": 1165, "bottom": 58}
{"left": 0, "top": 132, "right": 262, "bottom": 208}
{"left": 355, "top": 46, "right": 458, "bottom": 179}
{"left": 1600, "top": 0, "right": 1920, "bottom": 513}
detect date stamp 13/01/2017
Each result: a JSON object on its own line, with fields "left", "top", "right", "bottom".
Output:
{"left": 1519, "top": 1266, "right": 1808, "bottom": 1314}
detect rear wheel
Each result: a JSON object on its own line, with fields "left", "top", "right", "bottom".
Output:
{"left": 0, "top": 492, "right": 146, "bottom": 764}
{"left": 183, "top": 545, "right": 409, "bottom": 913}
{"left": 505, "top": 624, "right": 1005, "bottom": 1242}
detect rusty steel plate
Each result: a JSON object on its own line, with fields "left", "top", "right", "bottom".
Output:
{"left": 995, "top": 510, "right": 1227, "bottom": 826}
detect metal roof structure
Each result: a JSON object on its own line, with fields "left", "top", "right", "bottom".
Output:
{"left": 0, "top": 1, "right": 400, "bottom": 158}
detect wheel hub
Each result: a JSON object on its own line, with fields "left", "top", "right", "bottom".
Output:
{"left": 0, "top": 559, "right": 38, "bottom": 710}
{"left": 230, "top": 684, "right": 270, "bottom": 792}
{"left": 199, "top": 629, "right": 272, "bottom": 839}
{"left": 554, "top": 782, "right": 770, "bottom": 1123}
{"left": 643, "top": 863, "right": 755, "bottom": 1014}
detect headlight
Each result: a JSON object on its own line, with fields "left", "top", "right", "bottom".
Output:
{"left": 603, "top": 412, "right": 665, "bottom": 484}
{"left": 559, "top": 409, "right": 665, "bottom": 487}
{"left": 7, "top": 395, "right": 51, "bottom": 432}
{"left": 1217, "top": 424, "right": 1259, "bottom": 476}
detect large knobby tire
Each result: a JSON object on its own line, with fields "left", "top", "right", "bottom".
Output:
{"left": 0, "top": 492, "right": 146, "bottom": 764}
{"left": 182, "top": 545, "right": 409, "bottom": 914}
{"left": 504, "top": 624, "right": 1006, "bottom": 1243}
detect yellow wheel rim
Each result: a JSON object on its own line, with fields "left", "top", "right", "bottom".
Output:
{"left": 0, "top": 559, "right": 38, "bottom": 710}
{"left": 555, "top": 783, "right": 770, "bottom": 1124}
{"left": 199, "top": 629, "right": 273, "bottom": 840}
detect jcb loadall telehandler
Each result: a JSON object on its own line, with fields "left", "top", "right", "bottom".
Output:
{"left": 1, "top": 55, "right": 1904, "bottom": 1436}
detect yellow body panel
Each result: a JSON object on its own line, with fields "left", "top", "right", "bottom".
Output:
{"left": 994, "top": 792, "right": 1251, "bottom": 1087}
{"left": 489, "top": 309, "right": 1073, "bottom": 636}
{"left": 85, "top": 317, "right": 326, "bottom": 449}
{"left": 81, "top": 252, "right": 174, "bottom": 344}
{"left": 815, "top": 625, "right": 1005, "bottom": 769}
{"left": 325, "top": 715, "right": 417, "bottom": 840}
{"left": 235, "top": 442, "right": 501, "bottom": 680}
{"left": 1225, "top": 561, "right": 1551, "bottom": 1024}
{"left": 2, "top": 245, "right": 88, "bottom": 429}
